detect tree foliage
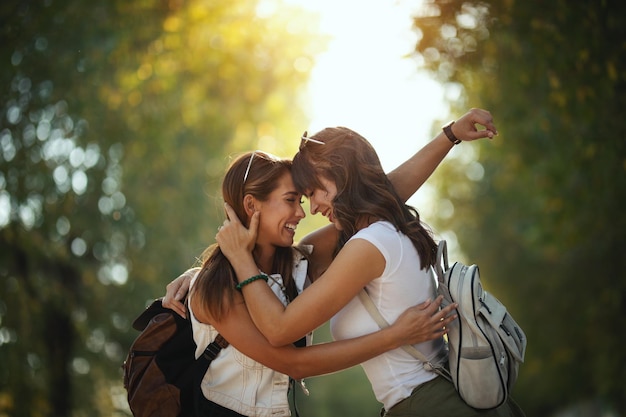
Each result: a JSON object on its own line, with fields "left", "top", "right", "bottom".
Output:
{"left": 413, "top": 1, "right": 626, "bottom": 415}
{"left": 7, "top": 0, "right": 625, "bottom": 415}
{"left": 0, "top": 0, "right": 319, "bottom": 415}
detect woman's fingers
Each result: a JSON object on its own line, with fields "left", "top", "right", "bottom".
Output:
{"left": 223, "top": 203, "right": 241, "bottom": 225}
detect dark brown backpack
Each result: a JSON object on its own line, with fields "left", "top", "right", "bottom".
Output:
{"left": 122, "top": 298, "right": 228, "bottom": 417}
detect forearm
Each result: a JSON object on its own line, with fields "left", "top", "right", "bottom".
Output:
{"left": 229, "top": 252, "right": 297, "bottom": 345}
{"left": 387, "top": 132, "right": 453, "bottom": 202}
{"left": 286, "top": 326, "right": 402, "bottom": 379}
{"left": 227, "top": 318, "right": 398, "bottom": 380}
{"left": 388, "top": 108, "right": 497, "bottom": 201}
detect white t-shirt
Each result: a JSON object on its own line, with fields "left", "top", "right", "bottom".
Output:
{"left": 330, "top": 221, "right": 445, "bottom": 410}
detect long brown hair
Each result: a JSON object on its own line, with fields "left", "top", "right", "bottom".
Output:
{"left": 192, "top": 151, "right": 300, "bottom": 321}
{"left": 292, "top": 127, "right": 437, "bottom": 269}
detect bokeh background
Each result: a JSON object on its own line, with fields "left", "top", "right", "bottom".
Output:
{"left": 1, "top": 0, "right": 625, "bottom": 416}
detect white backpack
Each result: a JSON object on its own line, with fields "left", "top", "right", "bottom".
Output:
{"left": 359, "top": 240, "right": 527, "bottom": 409}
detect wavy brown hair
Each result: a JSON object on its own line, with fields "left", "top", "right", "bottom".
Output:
{"left": 192, "top": 151, "right": 300, "bottom": 321}
{"left": 292, "top": 127, "right": 437, "bottom": 269}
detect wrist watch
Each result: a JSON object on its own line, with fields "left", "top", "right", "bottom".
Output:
{"left": 443, "top": 121, "right": 461, "bottom": 145}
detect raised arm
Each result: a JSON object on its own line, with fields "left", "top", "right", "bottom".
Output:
{"left": 387, "top": 107, "right": 496, "bottom": 201}
{"left": 302, "top": 108, "right": 497, "bottom": 276}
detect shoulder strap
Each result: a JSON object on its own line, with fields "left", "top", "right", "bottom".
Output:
{"left": 201, "top": 334, "right": 229, "bottom": 362}
{"left": 357, "top": 290, "right": 431, "bottom": 363}
{"left": 184, "top": 295, "right": 229, "bottom": 363}
{"left": 434, "top": 240, "right": 449, "bottom": 284}
{"left": 192, "top": 333, "right": 229, "bottom": 415}
{"left": 358, "top": 289, "right": 450, "bottom": 380}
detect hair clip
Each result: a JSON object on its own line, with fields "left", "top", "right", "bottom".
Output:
{"left": 243, "top": 151, "right": 255, "bottom": 183}
{"left": 300, "top": 131, "right": 325, "bottom": 145}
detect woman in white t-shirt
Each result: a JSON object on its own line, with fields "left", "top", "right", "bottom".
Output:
{"left": 217, "top": 110, "right": 525, "bottom": 416}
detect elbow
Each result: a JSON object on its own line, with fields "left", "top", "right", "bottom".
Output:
{"left": 288, "top": 369, "right": 308, "bottom": 381}
{"left": 268, "top": 338, "right": 285, "bottom": 347}
{"left": 289, "top": 352, "right": 327, "bottom": 380}
{"left": 286, "top": 360, "right": 313, "bottom": 380}
{"left": 271, "top": 349, "right": 319, "bottom": 380}
{"left": 267, "top": 335, "right": 295, "bottom": 347}
{"left": 264, "top": 352, "right": 309, "bottom": 380}
{"left": 265, "top": 328, "right": 297, "bottom": 347}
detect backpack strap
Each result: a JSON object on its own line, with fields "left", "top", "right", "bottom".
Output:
{"left": 201, "top": 334, "right": 229, "bottom": 361}
{"left": 358, "top": 289, "right": 451, "bottom": 381}
{"left": 183, "top": 293, "right": 229, "bottom": 362}
{"left": 434, "top": 240, "right": 449, "bottom": 284}
{"left": 193, "top": 333, "right": 230, "bottom": 416}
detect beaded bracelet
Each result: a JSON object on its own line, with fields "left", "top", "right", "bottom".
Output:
{"left": 236, "top": 273, "right": 269, "bottom": 291}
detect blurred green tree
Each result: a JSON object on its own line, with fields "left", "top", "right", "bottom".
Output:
{"left": 412, "top": 0, "right": 626, "bottom": 415}
{"left": 0, "top": 0, "right": 320, "bottom": 415}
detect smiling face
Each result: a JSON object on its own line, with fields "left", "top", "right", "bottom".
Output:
{"left": 306, "top": 176, "right": 341, "bottom": 230}
{"left": 254, "top": 172, "right": 306, "bottom": 249}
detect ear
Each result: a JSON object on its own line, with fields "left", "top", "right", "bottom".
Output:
{"left": 243, "top": 194, "right": 257, "bottom": 218}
